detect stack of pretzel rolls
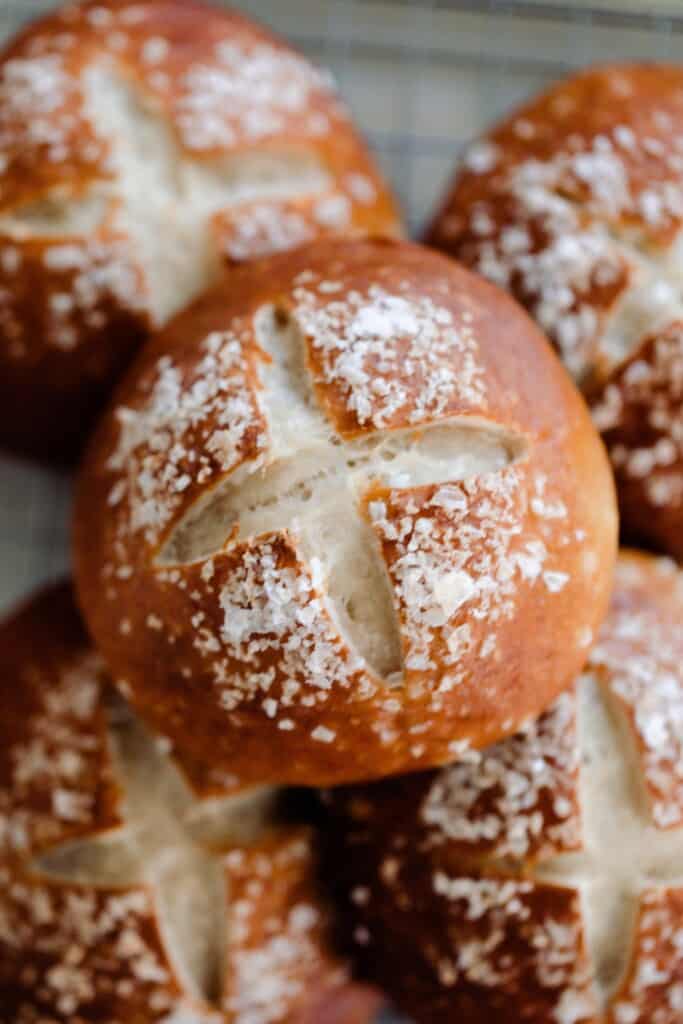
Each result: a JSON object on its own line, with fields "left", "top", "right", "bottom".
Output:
{"left": 8, "top": 6, "right": 671, "bottom": 1024}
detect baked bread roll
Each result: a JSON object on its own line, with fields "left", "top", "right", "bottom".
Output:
{"left": 0, "top": 0, "right": 399, "bottom": 462}
{"left": 74, "top": 237, "right": 617, "bottom": 788}
{"left": 0, "top": 583, "right": 382, "bottom": 1024}
{"left": 327, "top": 551, "right": 683, "bottom": 1024}
{"left": 428, "top": 66, "right": 683, "bottom": 561}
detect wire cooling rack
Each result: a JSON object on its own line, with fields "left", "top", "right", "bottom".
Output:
{"left": 1, "top": 0, "right": 682, "bottom": 615}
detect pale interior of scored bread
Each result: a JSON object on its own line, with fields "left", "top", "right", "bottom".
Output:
{"left": 0, "top": 192, "right": 110, "bottom": 237}
{"left": 598, "top": 229, "right": 683, "bottom": 374}
{"left": 0, "top": 63, "right": 331, "bottom": 325}
{"left": 535, "top": 675, "right": 683, "bottom": 1010}
{"left": 35, "top": 691, "right": 281, "bottom": 1005}
{"left": 160, "top": 304, "right": 523, "bottom": 682}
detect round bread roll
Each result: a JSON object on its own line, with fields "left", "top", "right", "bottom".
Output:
{"left": 74, "top": 237, "right": 617, "bottom": 789}
{"left": 0, "top": 583, "right": 383, "bottom": 1024}
{"left": 428, "top": 65, "right": 683, "bottom": 561}
{"left": 327, "top": 551, "right": 683, "bottom": 1024}
{"left": 0, "top": 0, "right": 399, "bottom": 462}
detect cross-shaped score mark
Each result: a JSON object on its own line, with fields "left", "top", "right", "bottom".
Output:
{"left": 0, "top": 64, "right": 331, "bottom": 326}
{"left": 534, "top": 676, "right": 683, "bottom": 1011}
{"left": 162, "top": 304, "right": 518, "bottom": 680}
{"left": 34, "top": 695, "right": 277, "bottom": 1007}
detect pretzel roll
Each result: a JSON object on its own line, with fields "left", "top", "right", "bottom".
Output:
{"left": 428, "top": 65, "right": 683, "bottom": 560}
{"left": 0, "top": 582, "right": 382, "bottom": 1024}
{"left": 327, "top": 552, "right": 683, "bottom": 1024}
{"left": 74, "top": 237, "right": 617, "bottom": 788}
{"left": 0, "top": 0, "right": 399, "bottom": 462}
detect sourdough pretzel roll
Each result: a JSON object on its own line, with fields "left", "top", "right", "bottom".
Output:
{"left": 327, "top": 551, "right": 683, "bottom": 1024}
{"left": 0, "top": 0, "right": 399, "bottom": 462}
{"left": 0, "top": 583, "right": 383, "bottom": 1024}
{"left": 74, "top": 237, "right": 617, "bottom": 789}
{"left": 428, "top": 65, "right": 683, "bottom": 560}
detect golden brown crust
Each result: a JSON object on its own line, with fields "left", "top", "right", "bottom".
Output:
{"left": 0, "top": 582, "right": 121, "bottom": 861}
{"left": 326, "top": 551, "right": 683, "bottom": 1024}
{"left": 345, "top": 870, "right": 590, "bottom": 1024}
{"left": 0, "top": 233, "right": 149, "bottom": 462}
{"left": 591, "top": 323, "right": 683, "bottom": 560}
{"left": 0, "top": 865, "right": 197, "bottom": 1024}
{"left": 610, "top": 888, "right": 683, "bottom": 1024}
{"left": 591, "top": 551, "right": 683, "bottom": 828}
{"left": 221, "top": 831, "right": 384, "bottom": 1024}
{"left": 0, "top": 582, "right": 380, "bottom": 1024}
{"left": 74, "top": 237, "right": 617, "bottom": 788}
{"left": 428, "top": 64, "right": 683, "bottom": 561}
{"left": 0, "top": 0, "right": 400, "bottom": 462}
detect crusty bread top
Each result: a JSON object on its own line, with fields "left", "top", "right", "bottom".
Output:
{"left": 0, "top": 0, "right": 398, "bottom": 353}
{"left": 0, "top": 581, "right": 119, "bottom": 859}
{"left": 591, "top": 318, "right": 683, "bottom": 559}
{"left": 428, "top": 64, "right": 683, "bottom": 558}
{"left": 329, "top": 551, "right": 683, "bottom": 1024}
{"left": 0, "top": 583, "right": 379, "bottom": 1024}
{"left": 429, "top": 64, "right": 683, "bottom": 382}
{"left": 75, "top": 237, "right": 617, "bottom": 788}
